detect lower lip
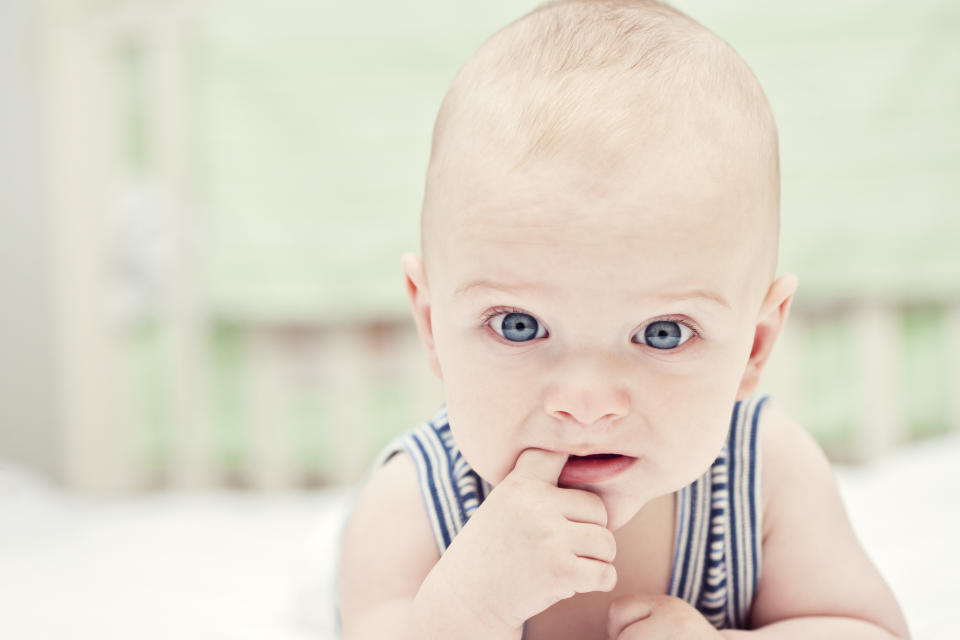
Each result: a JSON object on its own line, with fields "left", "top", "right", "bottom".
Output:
{"left": 558, "top": 454, "right": 636, "bottom": 485}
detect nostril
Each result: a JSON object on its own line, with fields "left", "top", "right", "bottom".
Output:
{"left": 552, "top": 409, "right": 620, "bottom": 426}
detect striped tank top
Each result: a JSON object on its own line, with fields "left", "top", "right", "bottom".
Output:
{"left": 333, "top": 393, "right": 769, "bottom": 637}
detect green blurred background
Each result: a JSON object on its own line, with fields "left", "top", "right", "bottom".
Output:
{"left": 1, "top": 0, "right": 958, "bottom": 493}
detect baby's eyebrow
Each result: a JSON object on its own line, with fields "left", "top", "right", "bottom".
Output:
{"left": 453, "top": 279, "right": 730, "bottom": 311}
{"left": 653, "top": 288, "right": 731, "bottom": 310}
{"left": 453, "top": 279, "right": 541, "bottom": 298}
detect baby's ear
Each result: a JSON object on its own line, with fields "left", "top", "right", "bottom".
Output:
{"left": 400, "top": 253, "right": 442, "bottom": 380}
{"left": 736, "top": 273, "right": 799, "bottom": 401}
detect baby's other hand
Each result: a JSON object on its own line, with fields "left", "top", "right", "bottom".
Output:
{"left": 606, "top": 594, "right": 725, "bottom": 640}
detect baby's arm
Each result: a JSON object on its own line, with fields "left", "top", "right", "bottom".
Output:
{"left": 722, "top": 401, "right": 910, "bottom": 639}
{"left": 337, "top": 452, "right": 445, "bottom": 638}
{"left": 339, "top": 451, "right": 523, "bottom": 639}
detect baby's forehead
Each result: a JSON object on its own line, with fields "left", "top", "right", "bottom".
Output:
{"left": 435, "top": 124, "right": 759, "bottom": 246}
{"left": 421, "top": 1, "right": 779, "bottom": 296}
{"left": 437, "top": 162, "right": 757, "bottom": 290}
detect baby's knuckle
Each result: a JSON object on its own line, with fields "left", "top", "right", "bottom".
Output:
{"left": 600, "top": 527, "right": 617, "bottom": 560}
{"left": 584, "top": 492, "right": 608, "bottom": 525}
{"left": 663, "top": 606, "right": 703, "bottom": 635}
{"left": 521, "top": 485, "right": 550, "bottom": 513}
{"left": 671, "top": 619, "right": 701, "bottom": 638}
{"left": 616, "top": 618, "right": 647, "bottom": 640}
{"left": 554, "top": 552, "right": 576, "bottom": 579}
{"left": 509, "top": 487, "right": 546, "bottom": 522}
{"left": 599, "top": 562, "right": 617, "bottom": 591}
{"left": 607, "top": 596, "right": 627, "bottom": 620}
{"left": 620, "top": 625, "right": 644, "bottom": 640}
{"left": 581, "top": 525, "right": 615, "bottom": 562}
{"left": 501, "top": 476, "right": 527, "bottom": 500}
{"left": 579, "top": 560, "right": 612, "bottom": 593}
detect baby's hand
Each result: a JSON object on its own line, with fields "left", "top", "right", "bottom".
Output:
{"left": 437, "top": 448, "right": 618, "bottom": 632}
{"left": 606, "top": 594, "right": 725, "bottom": 640}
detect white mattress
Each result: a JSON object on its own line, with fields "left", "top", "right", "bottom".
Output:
{"left": 1, "top": 432, "right": 956, "bottom": 639}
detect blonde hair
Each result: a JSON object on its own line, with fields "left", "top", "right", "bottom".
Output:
{"left": 421, "top": 0, "right": 780, "bottom": 286}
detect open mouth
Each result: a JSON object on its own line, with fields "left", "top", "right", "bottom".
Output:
{"left": 569, "top": 453, "right": 622, "bottom": 460}
{"left": 559, "top": 453, "right": 635, "bottom": 485}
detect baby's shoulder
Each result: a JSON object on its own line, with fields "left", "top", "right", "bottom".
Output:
{"left": 342, "top": 449, "right": 440, "bottom": 568}
{"left": 747, "top": 398, "right": 909, "bottom": 635}
{"left": 756, "top": 398, "right": 835, "bottom": 539}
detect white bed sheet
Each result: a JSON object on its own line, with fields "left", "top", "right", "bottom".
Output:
{"left": 1, "top": 432, "right": 956, "bottom": 640}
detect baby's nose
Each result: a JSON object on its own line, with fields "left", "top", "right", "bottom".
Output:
{"left": 542, "top": 352, "right": 631, "bottom": 427}
{"left": 548, "top": 404, "right": 628, "bottom": 427}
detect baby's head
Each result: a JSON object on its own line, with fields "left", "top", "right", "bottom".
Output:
{"left": 402, "top": 0, "right": 798, "bottom": 530}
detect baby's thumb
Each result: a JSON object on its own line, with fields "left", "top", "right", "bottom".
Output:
{"left": 511, "top": 448, "right": 569, "bottom": 485}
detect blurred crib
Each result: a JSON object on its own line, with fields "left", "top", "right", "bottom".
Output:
{"left": 4, "top": 0, "right": 959, "bottom": 495}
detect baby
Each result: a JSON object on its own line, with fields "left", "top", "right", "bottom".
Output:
{"left": 336, "top": 1, "right": 909, "bottom": 638}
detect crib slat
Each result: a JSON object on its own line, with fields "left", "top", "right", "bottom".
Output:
{"left": 247, "top": 328, "right": 298, "bottom": 489}
{"left": 946, "top": 303, "right": 960, "bottom": 434}
{"left": 851, "top": 304, "right": 901, "bottom": 460}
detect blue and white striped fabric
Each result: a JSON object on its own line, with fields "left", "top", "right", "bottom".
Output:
{"left": 333, "top": 393, "right": 768, "bottom": 636}
{"left": 367, "top": 404, "right": 494, "bottom": 551}
{"left": 668, "top": 392, "right": 767, "bottom": 630}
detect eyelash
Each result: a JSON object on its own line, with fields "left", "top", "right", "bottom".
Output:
{"left": 479, "top": 306, "right": 702, "bottom": 345}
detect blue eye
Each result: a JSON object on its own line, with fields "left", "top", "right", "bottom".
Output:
{"left": 489, "top": 312, "right": 547, "bottom": 342}
{"left": 634, "top": 320, "right": 695, "bottom": 350}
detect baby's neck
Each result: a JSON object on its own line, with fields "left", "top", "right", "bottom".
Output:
{"left": 613, "top": 490, "right": 675, "bottom": 543}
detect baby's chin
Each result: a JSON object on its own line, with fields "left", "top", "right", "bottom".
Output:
{"left": 557, "top": 471, "right": 663, "bottom": 531}
{"left": 606, "top": 500, "right": 643, "bottom": 531}
{"left": 592, "top": 488, "right": 654, "bottom": 532}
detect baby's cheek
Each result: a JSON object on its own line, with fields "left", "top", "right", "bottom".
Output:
{"left": 664, "top": 425, "right": 728, "bottom": 488}
{"left": 446, "top": 383, "right": 528, "bottom": 477}
{"left": 446, "top": 412, "right": 513, "bottom": 485}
